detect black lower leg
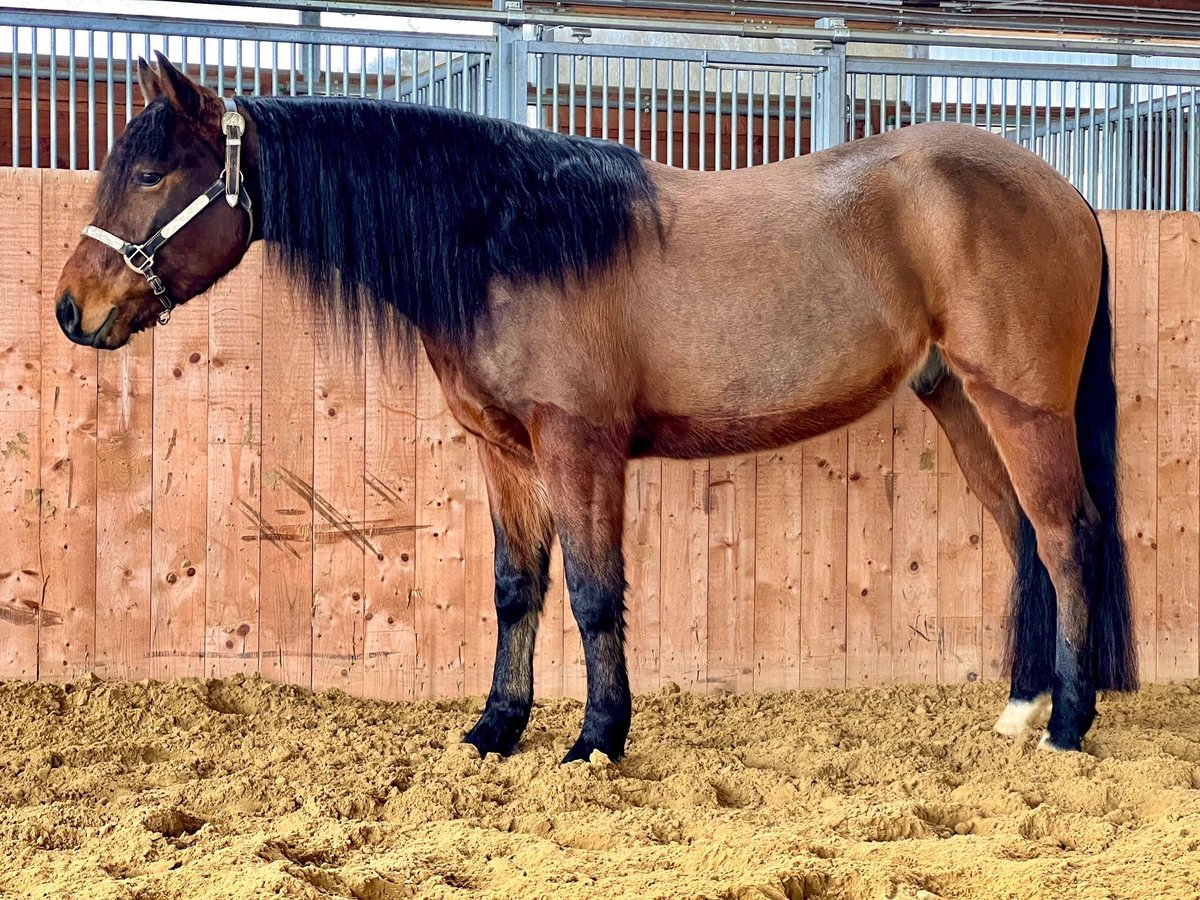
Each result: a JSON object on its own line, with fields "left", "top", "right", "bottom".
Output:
{"left": 561, "top": 549, "right": 631, "bottom": 763}
{"left": 463, "top": 521, "right": 550, "bottom": 757}
{"left": 1043, "top": 506, "right": 1100, "bottom": 750}
{"left": 1008, "top": 513, "right": 1056, "bottom": 704}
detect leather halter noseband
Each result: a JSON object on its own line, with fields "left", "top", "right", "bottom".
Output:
{"left": 82, "top": 97, "right": 253, "bottom": 325}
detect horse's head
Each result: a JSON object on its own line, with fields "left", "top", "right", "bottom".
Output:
{"left": 55, "top": 52, "right": 254, "bottom": 349}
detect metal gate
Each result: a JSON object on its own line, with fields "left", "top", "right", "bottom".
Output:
{"left": 1, "top": 7, "right": 1198, "bottom": 210}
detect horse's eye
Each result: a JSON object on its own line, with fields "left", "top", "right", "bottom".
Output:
{"left": 134, "top": 171, "right": 163, "bottom": 187}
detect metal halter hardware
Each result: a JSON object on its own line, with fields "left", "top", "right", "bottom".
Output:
{"left": 82, "top": 97, "right": 253, "bottom": 325}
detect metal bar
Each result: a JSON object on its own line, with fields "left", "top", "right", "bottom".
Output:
{"left": 847, "top": 55, "right": 1200, "bottom": 86}
{"left": 68, "top": 29, "right": 75, "bottom": 170}
{"left": 618, "top": 56, "right": 625, "bottom": 145}
{"left": 49, "top": 28, "right": 57, "bottom": 168}
{"left": 649, "top": 58, "right": 656, "bottom": 158}
{"left": 795, "top": 72, "right": 802, "bottom": 155}
{"left": 666, "top": 60, "right": 674, "bottom": 164}
{"left": 1190, "top": 90, "right": 1199, "bottom": 211}
{"left": 602, "top": 54, "right": 610, "bottom": 140}
{"left": 633, "top": 56, "right": 640, "bottom": 153}
{"left": 87, "top": 30, "right": 95, "bottom": 170}
{"left": 715, "top": 67, "right": 722, "bottom": 169}
{"left": 585, "top": 54, "right": 593, "bottom": 138}
{"left": 745, "top": 68, "right": 753, "bottom": 166}
{"left": 1174, "top": 89, "right": 1183, "bottom": 209}
{"left": 30, "top": 28, "right": 37, "bottom": 169}
{"left": 699, "top": 60, "right": 707, "bottom": 169}
{"left": 1160, "top": 87, "right": 1169, "bottom": 209}
{"left": 17, "top": 5, "right": 1200, "bottom": 57}
{"left": 106, "top": 31, "right": 114, "bottom": 157}
{"left": 10, "top": 27, "right": 17, "bottom": 167}
{"left": 731, "top": 68, "right": 738, "bottom": 168}
{"left": 682, "top": 60, "right": 690, "bottom": 168}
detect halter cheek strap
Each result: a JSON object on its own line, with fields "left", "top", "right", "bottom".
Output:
{"left": 82, "top": 97, "right": 253, "bottom": 325}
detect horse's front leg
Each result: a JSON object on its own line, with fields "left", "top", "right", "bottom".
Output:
{"left": 532, "top": 412, "right": 631, "bottom": 763}
{"left": 463, "top": 441, "right": 554, "bottom": 757}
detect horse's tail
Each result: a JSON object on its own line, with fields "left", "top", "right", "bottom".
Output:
{"left": 1007, "top": 218, "right": 1137, "bottom": 695}
{"left": 1074, "top": 226, "right": 1138, "bottom": 691}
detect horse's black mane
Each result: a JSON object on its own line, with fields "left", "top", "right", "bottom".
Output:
{"left": 239, "top": 96, "right": 658, "bottom": 350}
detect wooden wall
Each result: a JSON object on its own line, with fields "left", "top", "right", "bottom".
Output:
{"left": 0, "top": 172, "right": 1196, "bottom": 697}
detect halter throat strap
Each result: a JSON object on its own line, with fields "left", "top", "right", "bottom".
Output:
{"left": 81, "top": 97, "right": 253, "bottom": 325}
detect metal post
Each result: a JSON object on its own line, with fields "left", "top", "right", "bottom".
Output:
{"left": 811, "top": 18, "right": 847, "bottom": 151}
{"left": 494, "top": 0, "right": 527, "bottom": 123}
{"left": 299, "top": 9, "right": 320, "bottom": 92}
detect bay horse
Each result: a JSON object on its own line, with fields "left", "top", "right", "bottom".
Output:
{"left": 56, "top": 53, "right": 1136, "bottom": 761}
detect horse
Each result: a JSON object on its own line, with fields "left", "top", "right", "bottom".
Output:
{"left": 56, "top": 52, "right": 1137, "bottom": 762}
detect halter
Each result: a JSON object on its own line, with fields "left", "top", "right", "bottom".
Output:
{"left": 82, "top": 97, "right": 254, "bottom": 325}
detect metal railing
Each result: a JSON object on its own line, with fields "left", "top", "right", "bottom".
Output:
{"left": 845, "top": 54, "right": 1200, "bottom": 211}
{"left": 0, "top": 6, "right": 1198, "bottom": 209}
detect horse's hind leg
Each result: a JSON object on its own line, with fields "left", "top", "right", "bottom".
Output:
{"left": 911, "top": 349, "right": 1053, "bottom": 737}
{"left": 463, "top": 441, "right": 555, "bottom": 757}
{"left": 958, "top": 377, "right": 1099, "bottom": 750}
{"left": 530, "top": 411, "right": 631, "bottom": 763}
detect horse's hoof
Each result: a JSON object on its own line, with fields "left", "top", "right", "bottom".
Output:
{"left": 1036, "top": 730, "right": 1082, "bottom": 752}
{"left": 463, "top": 714, "right": 525, "bottom": 757}
{"left": 994, "top": 694, "right": 1051, "bottom": 738}
{"left": 561, "top": 734, "right": 624, "bottom": 765}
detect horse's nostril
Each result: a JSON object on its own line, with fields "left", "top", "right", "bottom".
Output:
{"left": 56, "top": 292, "right": 81, "bottom": 335}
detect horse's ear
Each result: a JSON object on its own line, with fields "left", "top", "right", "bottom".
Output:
{"left": 152, "top": 50, "right": 203, "bottom": 116}
{"left": 136, "top": 56, "right": 163, "bottom": 105}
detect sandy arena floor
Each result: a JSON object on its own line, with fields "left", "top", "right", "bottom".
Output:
{"left": 1, "top": 675, "right": 1198, "bottom": 899}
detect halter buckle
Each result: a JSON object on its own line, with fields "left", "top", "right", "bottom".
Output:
{"left": 222, "top": 103, "right": 246, "bottom": 207}
{"left": 123, "top": 244, "right": 154, "bottom": 275}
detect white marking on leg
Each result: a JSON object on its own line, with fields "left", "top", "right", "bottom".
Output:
{"left": 994, "top": 693, "right": 1051, "bottom": 737}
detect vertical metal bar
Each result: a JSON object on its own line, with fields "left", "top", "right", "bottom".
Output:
{"left": 49, "top": 28, "right": 57, "bottom": 168}
{"left": 699, "top": 62, "right": 707, "bottom": 170}
{"left": 106, "top": 31, "right": 113, "bottom": 158}
{"left": 273, "top": 41, "right": 280, "bottom": 97}
{"left": 360, "top": 45, "right": 367, "bottom": 99}
{"left": 1189, "top": 88, "right": 1199, "bottom": 212}
{"left": 601, "top": 55, "right": 610, "bottom": 140}
{"left": 745, "top": 69, "right": 753, "bottom": 166}
{"left": 256, "top": 40, "right": 263, "bottom": 96}
{"left": 87, "top": 30, "right": 95, "bottom": 170}
{"left": 11, "top": 27, "right": 19, "bottom": 167}
{"left": 199, "top": 33, "right": 207, "bottom": 89}
{"left": 731, "top": 68, "right": 738, "bottom": 169}
{"left": 341, "top": 44, "right": 349, "bottom": 97}
{"left": 218, "top": 36, "right": 225, "bottom": 94}
{"left": 1132, "top": 89, "right": 1141, "bottom": 209}
{"left": 909, "top": 74, "right": 916, "bottom": 128}
{"left": 794, "top": 71, "right": 802, "bottom": 155}
{"left": 884, "top": 73, "right": 891, "bottom": 131}
{"left": 1174, "top": 89, "right": 1183, "bottom": 210}
{"left": 969, "top": 77, "right": 977, "bottom": 126}
{"left": 776, "top": 71, "right": 785, "bottom": 157}
{"left": 649, "top": 59, "right": 657, "bottom": 159}
{"left": 324, "top": 44, "right": 331, "bottom": 96}
{"left": 955, "top": 75, "right": 962, "bottom": 122}
{"left": 31, "top": 28, "right": 38, "bottom": 169}
{"left": 618, "top": 56, "right": 625, "bottom": 145}
{"left": 477, "top": 52, "right": 486, "bottom": 115}
{"left": 894, "top": 73, "right": 901, "bottom": 132}
{"left": 683, "top": 60, "right": 690, "bottom": 169}
{"left": 571, "top": 55, "right": 579, "bottom": 137}
{"left": 633, "top": 57, "right": 640, "bottom": 153}
{"left": 585, "top": 55, "right": 593, "bottom": 138}
{"left": 666, "top": 61, "right": 674, "bottom": 165}
{"left": 1160, "top": 87, "right": 1169, "bottom": 210}
{"left": 68, "top": 29, "right": 76, "bottom": 170}
{"left": 237, "top": 38, "right": 246, "bottom": 96}
{"left": 534, "top": 51, "right": 543, "bottom": 126}
{"left": 553, "top": 51, "right": 561, "bottom": 133}
{"left": 939, "top": 76, "right": 947, "bottom": 121}
{"left": 714, "top": 68, "right": 722, "bottom": 170}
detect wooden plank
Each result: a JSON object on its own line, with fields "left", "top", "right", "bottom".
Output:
{"left": 707, "top": 454, "right": 755, "bottom": 694}
{"left": 800, "top": 431, "right": 847, "bottom": 689}
{"left": 205, "top": 246, "right": 263, "bottom": 678}
{"left": 891, "top": 390, "right": 938, "bottom": 684}
{"left": 533, "top": 540, "right": 565, "bottom": 698}
{"left": 311, "top": 333, "right": 366, "bottom": 694}
{"left": 659, "top": 459, "right": 708, "bottom": 690}
{"left": 259, "top": 269, "right": 315, "bottom": 689}
{"left": 936, "top": 429, "right": 983, "bottom": 683}
{"left": 95, "top": 329, "right": 153, "bottom": 682}
{"left": 1112, "top": 212, "right": 1159, "bottom": 684}
{"left": 463, "top": 438, "right": 496, "bottom": 698}
{"left": 150, "top": 296, "right": 209, "bottom": 681}
{"left": 624, "top": 458, "right": 662, "bottom": 696}
{"left": 846, "top": 404, "right": 893, "bottom": 685}
{"left": 980, "top": 504, "right": 1015, "bottom": 681}
{"left": 0, "top": 168, "right": 42, "bottom": 679}
{"left": 363, "top": 346, "right": 418, "bottom": 702}
{"left": 753, "top": 445, "right": 802, "bottom": 692}
{"left": 1156, "top": 212, "right": 1199, "bottom": 682}
{"left": 38, "top": 169, "right": 96, "bottom": 682}
{"left": 413, "top": 349, "right": 467, "bottom": 698}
